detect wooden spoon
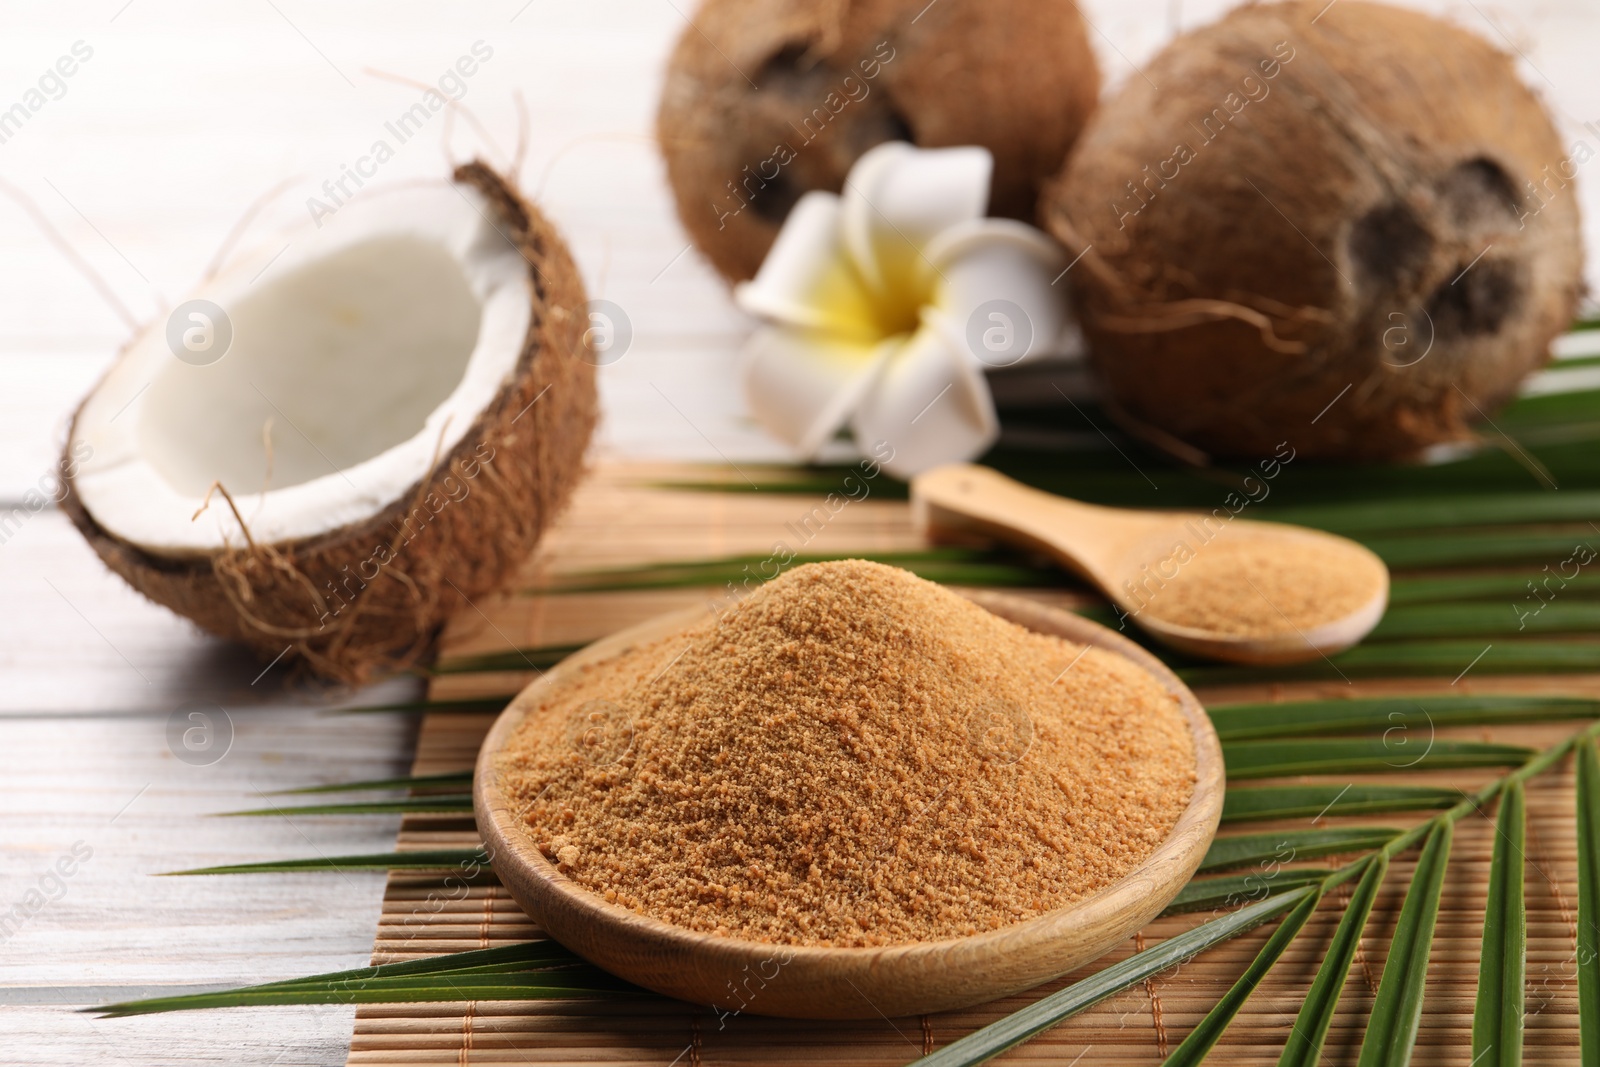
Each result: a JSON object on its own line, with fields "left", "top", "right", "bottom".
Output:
{"left": 911, "top": 463, "right": 1389, "bottom": 666}
{"left": 476, "top": 592, "right": 1223, "bottom": 1019}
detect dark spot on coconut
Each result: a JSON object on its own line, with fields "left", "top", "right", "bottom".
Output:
{"left": 1434, "top": 158, "right": 1522, "bottom": 228}
{"left": 882, "top": 109, "right": 914, "bottom": 146}
{"left": 741, "top": 40, "right": 916, "bottom": 221}
{"left": 1348, "top": 202, "right": 1433, "bottom": 289}
{"left": 1425, "top": 257, "right": 1524, "bottom": 338}
{"left": 753, "top": 42, "right": 913, "bottom": 146}
{"left": 749, "top": 169, "right": 800, "bottom": 223}
{"left": 756, "top": 43, "right": 815, "bottom": 87}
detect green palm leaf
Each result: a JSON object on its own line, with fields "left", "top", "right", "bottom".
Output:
{"left": 1278, "top": 853, "right": 1389, "bottom": 1067}
{"left": 274, "top": 771, "right": 474, "bottom": 795}
{"left": 1270, "top": 491, "right": 1600, "bottom": 536}
{"left": 1162, "top": 888, "right": 1324, "bottom": 1065}
{"left": 1366, "top": 529, "right": 1600, "bottom": 570}
{"left": 163, "top": 848, "right": 487, "bottom": 876}
{"left": 1577, "top": 737, "right": 1600, "bottom": 1065}
{"left": 1473, "top": 781, "right": 1526, "bottom": 1067}
{"left": 329, "top": 696, "right": 513, "bottom": 715}
{"left": 1200, "top": 829, "right": 1397, "bottom": 874}
{"left": 216, "top": 795, "right": 474, "bottom": 817}
{"left": 1161, "top": 870, "right": 1332, "bottom": 916}
{"left": 1372, "top": 600, "right": 1600, "bottom": 641}
{"left": 1182, "top": 639, "right": 1600, "bottom": 685}
{"left": 1356, "top": 820, "right": 1453, "bottom": 1067}
{"left": 1222, "top": 785, "right": 1458, "bottom": 823}
{"left": 1207, "top": 695, "right": 1599, "bottom": 742}
{"left": 1222, "top": 739, "right": 1530, "bottom": 780}
{"left": 96, "top": 972, "right": 625, "bottom": 1013}
{"left": 93, "top": 941, "right": 635, "bottom": 1017}
{"left": 1386, "top": 572, "right": 1598, "bottom": 607}
{"left": 907, "top": 888, "right": 1319, "bottom": 1067}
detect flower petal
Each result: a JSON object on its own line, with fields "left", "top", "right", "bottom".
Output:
{"left": 733, "top": 191, "right": 881, "bottom": 343}
{"left": 742, "top": 325, "right": 894, "bottom": 458}
{"left": 922, "top": 218, "right": 1072, "bottom": 369}
{"left": 841, "top": 142, "right": 993, "bottom": 306}
{"left": 850, "top": 320, "right": 997, "bottom": 478}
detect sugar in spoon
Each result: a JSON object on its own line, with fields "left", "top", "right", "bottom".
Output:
{"left": 910, "top": 463, "right": 1389, "bottom": 665}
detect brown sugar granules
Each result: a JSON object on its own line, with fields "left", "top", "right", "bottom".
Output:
{"left": 1137, "top": 532, "right": 1382, "bottom": 638}
{"left": 498, "top": 560, "right": 1196, "bottom": 948}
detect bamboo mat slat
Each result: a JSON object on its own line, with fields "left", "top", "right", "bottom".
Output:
{"left": 348, "top": 462, "right": 1594, "bottom": 1066}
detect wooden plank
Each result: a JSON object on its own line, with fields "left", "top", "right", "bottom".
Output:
{"left": 0, "top": 520, "right": 423, "bottom": 1067}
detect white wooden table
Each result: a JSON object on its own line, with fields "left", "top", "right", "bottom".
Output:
{"left": 3, "top": 2, "right": 1597, "bottom": 1064}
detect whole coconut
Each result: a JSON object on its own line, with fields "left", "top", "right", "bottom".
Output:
{"left": 659, "top": 0, "right": 1100, "bottom": 282}
{"left": 1041, "top": 1, "right": 1583, "bottom": 461}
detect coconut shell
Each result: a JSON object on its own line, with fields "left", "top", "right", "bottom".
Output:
{"left": 60, "top": 162, "right": 598, "bottom": 684}
{"left": 1041, "top": 1, "right": 1584, "bottom": 461}
{"left": 658, "top": 0, "right": 1100, "bottom": 282}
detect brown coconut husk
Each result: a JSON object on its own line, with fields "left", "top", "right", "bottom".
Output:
{"left": 1040, "top": 1, "right": 1584, "bottom": 462}
{"left": 658, "top": 0, "right": 1100, "bottom": 282}
{"left": 60, "top": 162, "right": 598, "bottom": 684}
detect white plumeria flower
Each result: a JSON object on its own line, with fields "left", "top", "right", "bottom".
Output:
{"left": 734, "top": 141, "right": 1071, "bottom": 478}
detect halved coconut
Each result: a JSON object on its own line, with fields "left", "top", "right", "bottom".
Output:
{"left": 62, "top": 163, "right": 597, "bottom": 682}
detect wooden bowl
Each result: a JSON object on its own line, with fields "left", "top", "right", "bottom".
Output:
{"left": 474, "top": 591, "right": 1224, "bottom": 1019}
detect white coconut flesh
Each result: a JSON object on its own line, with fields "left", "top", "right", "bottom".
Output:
{"left": 71, "top": 183, "right": 533, "bottom": 556}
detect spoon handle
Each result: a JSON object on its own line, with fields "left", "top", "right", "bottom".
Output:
{"left": 909, "top": 464, "right": 1138, "bottom": 587}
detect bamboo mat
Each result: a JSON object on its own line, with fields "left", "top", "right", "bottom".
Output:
{"left": 347, "top": 462, "right": 1596, "bottom": 1066}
